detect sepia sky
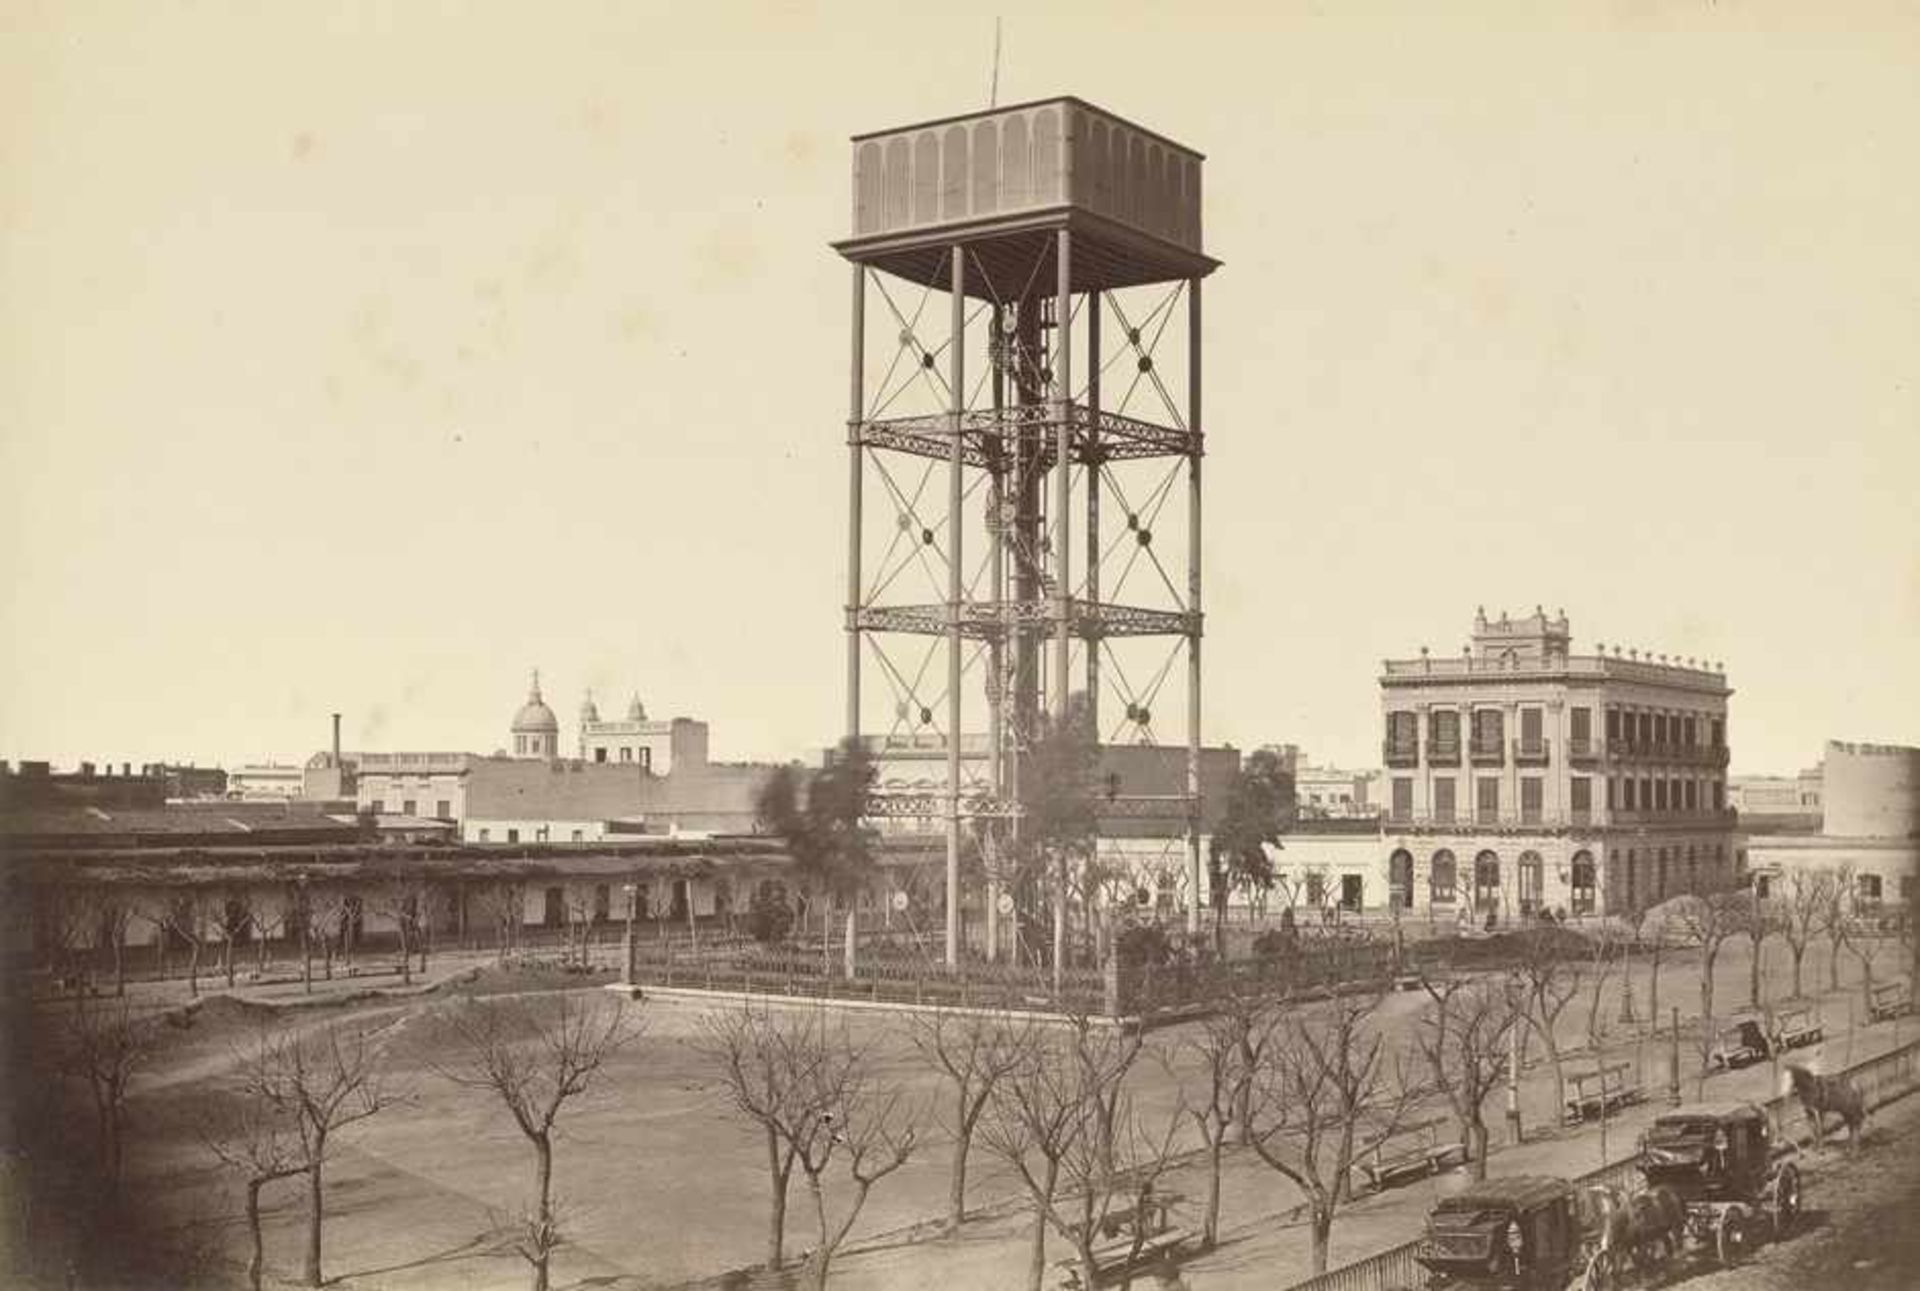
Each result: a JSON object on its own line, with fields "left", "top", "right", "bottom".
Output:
{"left": 2, "top": 1, "right": 1916, "bottom": 777}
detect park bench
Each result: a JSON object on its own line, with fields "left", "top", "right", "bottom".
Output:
{"left": 1772, "top": 1001, "right": 1824, "bottom": 1050}
{"left": 1054, "top": 1195, "right": 1193, "bottom": 1286}
{"left": 1355, "top": 1118, "right": 1467, "bottom": 1192}
{"left": 1562, "top": 1061, "right": 1644, "bottom": 1125}
{"left": 1868, "top": 979, "right": 1914, "bottom": 1024}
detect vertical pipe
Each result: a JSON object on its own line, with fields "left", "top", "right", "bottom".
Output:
{"left": 1053, "top": 229, "right": 1073, "bottom": 724}
{"left": 1085, "top": 294, "right": 1102, "bottom": 733}
{"left": 1186, "top": 277, "right": 1204, "bottom": 937}
{"left": 1052, "top": 229, "right": 1072, "bottom": 995}
{"left": 947, "top": 247, "right": 966, "bottom": 970}
{"left": 846, "top": 265, "right": 865, "bottom": 744}
{"left": 987, "top": 302, "right": 1006, "bottom": 963}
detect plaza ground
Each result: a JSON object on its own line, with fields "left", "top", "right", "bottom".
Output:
{"left": 46, "top": 929, "right": 1920, "bottom": 1290}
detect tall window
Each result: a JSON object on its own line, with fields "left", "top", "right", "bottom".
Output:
{"left": 1623, "top": 779, "right": 1636, "bottom": 810}
{"left": 1654, "top": 780, "right": 1668, "bottom": 811}
{"left": 1390, "top": 777, "right": 1413, "bottom": 822}
{"left": 402, "top": 799, "right": 417, "bottom": 816}
{"left": 1519, "top": 707, "right": 1544, "bottom": 753}
{"left": 1710, "top": 780, "right": 1724, "bottom": 811}
{"left": 1430, "top": 850, "right": 1457, "bottom": 904}
{"left": 1571, "top": 707, "right": 1592, "bottom": 751}
{"left": 1476, "top": 776, "right": 1500, "bottom": 825}
{"left": 1430, "top": 710, "right": 1461, "bottom": 759}
{"left": 1606, "top": 708, "right": 1621, "bottom": 743}
{"left": 594, "top": 748, "right": 608, "bottom": 763}
{"left": 620, "top": 747, "right": 633, "bottom": 763}
{"left": 1638, "top": 713, "right": 1653, "bottom": 746}
{"left": 1520, "top": 777, "right": 1543, "bottom": 824}
{"left": 435, "top": 799, "right": 450, "bottom": 818}
{"left": 1570, "top": 852, "right": 1596, "bottom": 915}
{"left": 1570, "top": 777, "right": 1591, "bottom": 821}
{"left": 1473, "top": 709, "right": 1505, "bottom": 752}
{"left": 507, "top": 828, "right": 520, "bottom": 844}
{"left": 370, "top": 799, "right": 386, "bottom": 814}
{"left": 1473, "top": 851, "right": 1501, "bottom": 912}
{"left": 1710, "top": 718, "right": 1725, "bottom": 747}
{"left": 1654, "top": 714, "right": 1668, "bottom": 746}
{"left": 1387, "top": 711, "right": 1417, "bottom": 748}
{"left": 1433, "top": 777, "right": 1457, "bottom": 824}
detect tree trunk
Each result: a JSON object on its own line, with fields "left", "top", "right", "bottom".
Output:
{"left": 947, "top": 1117, "right": 970, "bottom": 1231}
{"left": 1749, "top": 935, "right": 1763, "bottom": 1007}
{"left": 224, "top": 937, "right": 236, "bottom": 987}
{"left": 1791, "top": 945, "right": 1805, "bottom": 997}
{"left": 1647, "top": 950, "right": 1663, "bottom": 1022}
{"left": 398, "top": 924, "right": 413, "bottom": 986}
{"left": 764, "top": 1130, "right": 788, "bottom": 1269}
{"left": 1466, "top": 1120, "right": 1489, "bottom": 1181}
{"left": 1829, "top": 941, "right": 1843, "bottom": 991}
{"left": 844, "top": 907, "right": 857, "bottom": 981}
{"left": 1204, "top": 1136, "right": 1223, "bottom": 1246}
{"left": 112, "top": 932, "right": 125, "bottom": 998}
{"left": 188, "top": 941, "right": 201, "bottom": 997}
{"left": 1309, "top": 1201, "right": 1333, "bottom": 1276}
{"left": 1541, "top": 1024, "right": 1567, "bottom": 1131}
{"left": 532, "top": 1134, "right": 553, "bottom": 1291}
{"left": 305, "top": 1161, "right": 324, "bottom": 1287}
{"left": 1026, "top": 1206, "right": 1049, "bottom": 1291}
{"left": 246, "top": 1178, "right": 266, "bottom": 1291}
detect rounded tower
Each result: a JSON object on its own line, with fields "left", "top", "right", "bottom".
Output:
{"left": 511, "top": 671, "right": 560, "bottom": 759}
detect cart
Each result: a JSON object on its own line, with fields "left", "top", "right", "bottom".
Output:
{"left": 1412, "top": 1175, "right": 1610, "bottom": 1290}
{"left": 1635, "top": 1101, "right": 1801, "bottom": 1267}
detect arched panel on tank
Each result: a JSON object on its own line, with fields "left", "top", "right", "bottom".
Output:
{"left": 855, "top": 142, "right": 884, "bottom": 235}
{"left": 883, "top": 136, "right": 910, "bottom": 230}
{"left": 942, "top": 125, "right": 969, "bottom": 222}
{"left": 912, "top": 131, "right": 940, "bottom": 226}
{"left": 1032, "top": 106, "right": 1061, "bottom": 205}
{"left": 971, "top": 120, "right": 999, "bottom": 216}
{"left": 1126, "top": 134, "right": 1145, "bottom": 227}
{"left": 1155, "top": 147, "right": 1173, "bottom": 238}
{"left": 1001, "top": 113, "right": 1030, "bottom": 210}
{"left": 1071, "top": 110, "right": 1093, "bottom": 210}
{"left": 1143, "top": 143, "right": 1166, "bottom": 237}
{"left": 1089, "top": 118, "right": 1112, "bottom": 215}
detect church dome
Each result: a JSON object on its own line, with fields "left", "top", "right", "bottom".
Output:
{"left": 512, "top": 674, "right": 560, "bottom": 735}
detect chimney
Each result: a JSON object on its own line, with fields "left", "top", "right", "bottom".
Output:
{"left": 332, "top": 712, "right": 342, "bottom": 765}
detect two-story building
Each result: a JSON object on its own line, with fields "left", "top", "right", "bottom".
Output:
{"left": 1378, "top": 608, "right": 1740, "bottom": 919}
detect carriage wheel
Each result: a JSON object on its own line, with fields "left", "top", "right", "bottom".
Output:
{"left": 1579, "top": 1247, "right": 1617, "bottom": 1291}
{"left": 1717, "top": 1204, "right": 1755, "bottom": 1265}
{"left": 1772, "top": 1163, "right": 1802, "bottom": 1236}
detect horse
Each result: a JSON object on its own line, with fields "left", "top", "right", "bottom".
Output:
{"left": 1577, "top": 1183, "right": 1686, "bottom": 1274}
{"left": 1783, "top": 1062, "right": 1867, "bottom": 1153}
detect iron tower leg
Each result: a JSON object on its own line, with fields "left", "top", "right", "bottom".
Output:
{"left": 846, "top": 265, "right": 864, "bottom": 743}
{"left": 1187, "top": 276, "right": 1204, "bottom": 937}
{"left": 947, "top": 247, "right": 965, "bottom": 969}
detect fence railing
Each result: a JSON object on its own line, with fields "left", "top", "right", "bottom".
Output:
{"left": 1282, "top": 1034, "right": 1920, "bottom": 1291}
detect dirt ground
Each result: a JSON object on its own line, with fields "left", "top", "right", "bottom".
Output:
{"left": 38, "top": 931, "right": 1920, "bottom": 1290}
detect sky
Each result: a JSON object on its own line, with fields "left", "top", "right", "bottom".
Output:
{"left": 2, "top": 1, "right": 1916, "bottom": 778}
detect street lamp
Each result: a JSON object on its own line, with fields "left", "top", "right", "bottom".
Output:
{"left": 622, "top": 881, "right": 637, "bottom": 985}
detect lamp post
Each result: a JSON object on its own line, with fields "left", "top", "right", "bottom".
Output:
{"left": 1506, "top": 972, "right": 1525, "bottom": 1145}
{"left": 622, "top": 881, "right": 637, "bottom": 986}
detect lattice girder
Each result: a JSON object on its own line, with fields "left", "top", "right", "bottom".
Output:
{"left": 852, "top": 598, "right": 1199, "bottom": 641}
{"left": 852, "top": 401, "right": 1200, "bottom": 472}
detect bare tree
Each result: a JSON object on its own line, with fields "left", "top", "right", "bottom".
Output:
{"left": 1167, "top": 989, "right": 1277, "bottom": 1247}
{"left": 202, "top": 1090, "right": 309, "bottom": 1291}
{"left": 698, "top": 1004, "right": 919, "bottom": 1288}
{"left": 235, "top": 1022, "right": 402, "bottom": 1287}
{"left": 1511, "top": 927, "right": 1584, "bottom": 1125}
{"left": 55, "top": 998, "right": 156, "bottom": 1193}
{"left": 981, "top": 1019, "right": 1176, "bottom": 1291}
{"left": 1777, "top": 869, "right": 1832, "bottom": 998}
{"left": 369, "top": 877, "right": 435, "bottom": 984}
{"left": 905, "top": 1008, "right": 1034, "bottom": 1232}
{"left": 434, "top": 994, "right": 639, "bottom": 1291}
{"left": 1245, "top": 990, "right": 1413, "bottom": 1275}
{"left": 789, "top": 1047, "right": 919, "bottom": 1289}
{"left": 1581, "top": 923, "right": 1624, "bottom": 1050}
{"left": 209, "top": 891, "right": 253, "bottom": 989}
{"left": 1669, "top": 890, "right": 1746, "bottom": 1086}
{"left": 1415, "top": 975, "right": 1515, "bottom": 1181}
{"left": 1819, "top": 864, "right": 1855, "bottom": 991}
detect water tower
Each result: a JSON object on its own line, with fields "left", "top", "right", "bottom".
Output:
{"left": 832, "top": 97, "right": 1218, "bottom": 967}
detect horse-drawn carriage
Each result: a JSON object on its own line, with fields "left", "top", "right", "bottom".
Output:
{"left": 1707, "top": 1011, "right": 1772, "bottom": 1070}
{"left": 1412, "top": 1176, "right": 1610, "bottom": 1290}
{"left": 1633, "top": 1101, "right": 1801, "bottom": 1266}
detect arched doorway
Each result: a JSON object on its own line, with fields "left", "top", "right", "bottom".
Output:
{"left": 1430, "top": 849, "right": 1458, "bottom": 907}
{"left": 1570, "top": 851, "right": 1596, "bottom": 916}
{"left": 1518, "top": 851, "right": 1544, "bottom": 917}
{"left": 1389, "top": 849, "right": 1415, "bottom": 911}
{"left": 1473, "top": 851, "right": 1502, "bottom": 914}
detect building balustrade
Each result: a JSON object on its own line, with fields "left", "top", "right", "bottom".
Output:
{"left": 1567, "top": 738, "right": 1599, "bottom": 761}
{"left": 1426, "top": 742, "right": 1461, "bottom": 766}
{"left": 1469, "top": 739, "right": 1505, "bottom": 766}
{"left": 1383, "top": 740, "right": 1419, "bottom": 768}
{"left": 1607, "top": 740, "right": 1730, "bottom": 766}
{"left": 1513, "top": 738, "right": 1551, "bottom": 765}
